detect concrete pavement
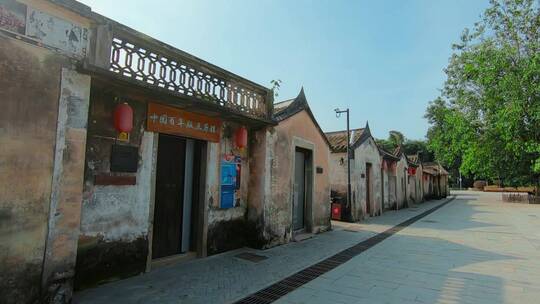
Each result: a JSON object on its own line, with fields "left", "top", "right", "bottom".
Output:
{"left": 277, "top": 191, "right": 540, "bottom": 304}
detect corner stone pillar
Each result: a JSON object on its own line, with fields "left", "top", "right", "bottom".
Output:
{"left": 41, "top": 68, "right": 91, "bottom": 303}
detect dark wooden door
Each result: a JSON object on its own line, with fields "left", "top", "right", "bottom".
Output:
{"left": 152, "top": 134, "right": 186, "bottom": 259}
{"left": 293, "top": 150, "right": 306, "bottom": 231}
{"left": 366, "top": 163, "right": 372, "bottom": 215}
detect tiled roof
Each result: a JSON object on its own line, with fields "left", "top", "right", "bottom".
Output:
{"left": 325, "top": 128, "right": 365, "bottom": 153}
{"left": 273, "top": 99, "right": 295, "bottom": 113}
{"left": 423, "top": 162, "right": 449, "bottom": 176}
{"left": 378, "top": 146, "right": 400, "bottom": 161}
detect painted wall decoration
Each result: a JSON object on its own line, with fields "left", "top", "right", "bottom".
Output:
{"left": 147, "top": 103, "right": 222, "bottom": 142}
{"left": 0, "top": 0, "right": 26, "bottom": 34}
{"left": 26, "top": 7, "right": 89, "bottom": 56}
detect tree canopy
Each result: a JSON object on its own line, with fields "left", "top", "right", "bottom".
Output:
{"left": 425, "top": 0, "right": 540, "bottom": 186}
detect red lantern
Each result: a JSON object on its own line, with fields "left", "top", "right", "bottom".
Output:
{"left": 235, "top": 126, "right": 248, "bottom": 149}
{"left": 113, "top": 103, "right": 133, "bottom": 133}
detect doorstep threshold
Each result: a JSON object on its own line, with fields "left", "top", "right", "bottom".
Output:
{"left": 151, "top": 251, "right": 197, "bottom": 270}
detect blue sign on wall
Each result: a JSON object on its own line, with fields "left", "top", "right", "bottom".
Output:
{"left": 220, "top": 162, "right": 237, "bottom": 209}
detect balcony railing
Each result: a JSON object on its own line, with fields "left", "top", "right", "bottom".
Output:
{"left": 108, "top": 28, "right": 271, "bottom": 120}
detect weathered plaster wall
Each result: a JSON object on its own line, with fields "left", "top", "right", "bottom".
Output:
{"left": 386, "top": 167, "right": 398, "bottom": 210}
{"left": 381, "top": 169, "right": 389, "bottom": 209}
{"left": 407, "top": 174, "right": 417, "bottom": 204}
{"left": 265, "top": 110, "right": 331, "bottom": 246}
{"left": 423, "top": 174, "right": 433, "bottom": 198}
{"left": 0, "top": 35, "right": 65, "bottom": 304}
{"left": 415, "top": 165, "right": 424, "bottom": 202}
{"left": 351, "top": 138, "right": 382, "bottom": 221}
{"left": 329, "top": 152, "right": 348, "bottom": 196}
{"left": 395, "top": 156, "right": 409, "bottom": 208}
{"left": 76, "top": 89, "right": 151, "bottom": 289}
{"left": 247, "top": 127, "right": 272, "bottom": 246}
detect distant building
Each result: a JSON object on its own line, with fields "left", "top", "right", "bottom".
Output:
{"left": 406, "top": 154, "right": 423, "bottom": 204}
{"left": 379, "top": 147, "right": 401, "bottom": 210}
{"left": 393, "top": 146, "right": 411, "bottom": 209}
{"left": 327, "top": 124, "right": 383, "bottom": 221}
{"left": 422, "top": 162, "right": 449, "bottom": 199}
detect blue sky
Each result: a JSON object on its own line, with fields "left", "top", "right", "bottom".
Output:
{"left": 80, "top": 0, "right": 490, "bottom": 140}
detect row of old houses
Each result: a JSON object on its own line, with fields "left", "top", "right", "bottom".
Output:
{"left": 326, "top": 128, "right": 449, "bottom": 222}
{"left": 0, "top": 0, "right": 448, "bottom": 303}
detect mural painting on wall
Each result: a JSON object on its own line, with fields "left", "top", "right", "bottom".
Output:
{"left": 0, "top": 0, "right": 26, "bottom": 34}
{"left": 146, "top": 102, "right": 222, "bottom": 142}
{"left": 26, "top": 7, "right": 89, "bottom": 56}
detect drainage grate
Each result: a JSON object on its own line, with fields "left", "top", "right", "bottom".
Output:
{"left": 233, "top": 196, "right": 455, "bottom": 304}
{"left": 235, "top": 252, "right": 268, "bottom": 263}
{"left": 422, "top": 220, "right": 439, "bottom": 223}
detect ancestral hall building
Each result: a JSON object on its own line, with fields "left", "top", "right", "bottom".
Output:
{"left": 0, "top": 0, "right": 277, "bottom": 302}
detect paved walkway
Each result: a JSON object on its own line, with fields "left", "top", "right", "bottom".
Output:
{"left": 76, "top": 191, "right": 540, "bottom": 304}
{"left": 277, "top": 191, "right": 540, "bottom": 304}
{"left": 74, "top": 197, "right": 451, "bottom": 304}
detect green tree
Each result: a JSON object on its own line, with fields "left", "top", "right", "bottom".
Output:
{"left": 376, "top": 131, "right": 433, "bottom": 162}
{"left": 425, "top": 0, "right": 540, "bottom": 186}
{"left": 388, "top": 130, "right": 405, "bottom": 147}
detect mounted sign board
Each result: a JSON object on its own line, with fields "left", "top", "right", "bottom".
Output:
{"left": 110, "top": 144, "right": 138, "bottom": 173}
{"left": 147, "top": 103, "right": 221, "bottom": 142}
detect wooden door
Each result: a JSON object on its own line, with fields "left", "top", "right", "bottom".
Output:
{"left": 366, "top": 163, "right": 372, "bottom": 215}
{"left": 293, "top": 150, "right": 306, "bottom": 231}
{"left": 152, "top": 134, "right": 186, "bottom": 259}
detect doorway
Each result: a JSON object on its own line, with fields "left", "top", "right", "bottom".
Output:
{"left": 293, "top": 148, "right": 312, "bottom": 232}
{"left": 366, "top": 163, "right": 372, "bottom": 216}
{"left": 152, "top": 134, "right": 204, "bottom": 259}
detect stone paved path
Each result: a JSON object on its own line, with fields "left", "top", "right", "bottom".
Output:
{"left": 277, "top": 191, "right": 540, "bottom": 304}
{"left": 74, "top": 197, "right": 451, "bottom": 304}
{"left": 76, "top": 191, "right": 540, "bottom": 304}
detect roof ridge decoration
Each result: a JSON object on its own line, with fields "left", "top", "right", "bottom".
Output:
{"left": 273, "top": 88, "right": 331, "bottom": 148}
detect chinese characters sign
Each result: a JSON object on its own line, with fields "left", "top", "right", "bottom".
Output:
{"left": 147, "top": 103, "right": 222, "bottom": 142}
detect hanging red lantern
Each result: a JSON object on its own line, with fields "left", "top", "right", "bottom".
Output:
{"left": 113, "top": 103, "right": 133, "bottom": 133}
{"left": 235, "top": 126, "right": 248, "bottom": 149}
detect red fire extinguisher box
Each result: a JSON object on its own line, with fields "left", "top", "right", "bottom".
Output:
{"left": 331, "top": 203, "right": 342, "bottom": 220}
